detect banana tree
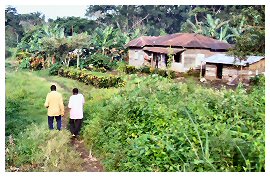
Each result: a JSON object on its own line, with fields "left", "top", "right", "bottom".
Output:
{"left": 92, "top": 26, "right": 116, "bottom": 55}
{"left": 40, "top": 32, "right": 90, "bottom": 67}
{"left": 186, "top": 19, "right": 204, "bottom": 34}
{"left": 205, "top": 14, "right": 230, "bottom": 39}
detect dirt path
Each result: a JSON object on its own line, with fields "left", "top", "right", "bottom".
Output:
{"left": 44, "top": 77, "right": 104, "bottom": 172}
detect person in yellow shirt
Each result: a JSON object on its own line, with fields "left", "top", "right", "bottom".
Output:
{"left": 44, "top": 85, "right": 64, "bottom": 130}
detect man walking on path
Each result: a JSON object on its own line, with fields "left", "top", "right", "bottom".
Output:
{"left": 68, "top": 88, "right": 85, "bottom": 137}
{"left": 44, "top": 85, "right": 64, "bottom": 130}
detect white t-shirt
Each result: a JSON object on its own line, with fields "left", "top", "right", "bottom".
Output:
{"left": 68, "top": 93, "right": 85, "bottom": 119}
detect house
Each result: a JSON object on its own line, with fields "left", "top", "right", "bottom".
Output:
{"left": 203, "top": 54, "right": 265, "bottom": 81}
{"left": 125, "top": 33, "right": 231, "bottom": 72}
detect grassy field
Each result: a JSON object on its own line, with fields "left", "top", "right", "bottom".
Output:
{"left": 5, "top": 69, "right": 86, "bottom": 171}
{"left": 5, "top": 61, "right": 265, "bottom": 172}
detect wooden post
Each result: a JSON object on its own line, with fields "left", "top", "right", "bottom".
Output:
{"left": 77, "top": 53, "right": 80, "bottom": 68}
{"left": 200, "top": 61, "right": 202, "bottom": 79}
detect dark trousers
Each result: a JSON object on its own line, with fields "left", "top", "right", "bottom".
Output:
{"left": 69, "top": 119, "right": 83, "bottom": 136}
{"left": 48, "top": 115, "right": 62, "bottom": 130}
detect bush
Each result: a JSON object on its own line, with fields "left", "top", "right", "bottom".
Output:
{"left": 139, "top": 66, "right": 151, "bottom": 74}
{"left": 149, "top": 67, "right": 156, "bottom": 74}
{"left": 125, "top": 65, "right": 137, "bottom": 74}
{"left": 250, "top": 74, "right": 265, "bottom": 86}
{"left": 58, "top": 67, "right": 124, "bottom": 88}
{"left": 186, "top": 68, "right": 200, "bottom": 77}
{"left": 15, "top": 51, "right": 31, "bottom": 60}
{"left": 49, "top": 63, "right": 63, "bottom": 75}
{"left": 89, "top": 53, "right": 113, "bottom": 70}
{"left": 19, "top": 57, "right": 31, "bottom": 69}
{"left": 157, "top": 69, "right": 167, "bottom": 77}
{"left": 116, "top": 62, "right": 127, "bottom": 73}
{"left": 167, "top": 70, "right": 176, "bottom": 79}
{"left": 5, "top": 49, "right": 12, "bottom": 58}
{"left": 82, "top": 75, "right": 265, "bottom": 172}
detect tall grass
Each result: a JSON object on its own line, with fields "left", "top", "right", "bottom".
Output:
{"left": 81, "top": 74, "right": 265, "bottom": 172}
{"left": 5, "top": 70, "right": 85, "bottom": 171}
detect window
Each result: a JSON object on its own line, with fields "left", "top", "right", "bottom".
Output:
{"left": 174, "top": 53, "right": 182, "bottom": 63}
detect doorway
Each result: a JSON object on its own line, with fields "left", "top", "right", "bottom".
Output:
{"left": 216, "top": 63, "right": 223, "bottom": 79}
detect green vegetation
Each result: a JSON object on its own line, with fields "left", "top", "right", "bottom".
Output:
{"left": 5, "top": 5, "right": 265, "bottom": 172}
{"left": 5, "top": 65, "right": 265, "bottom": 172}
{"left": 58, "top": 67, "right": 124, "bottom": 88}
{"left": 5, "top": 70, "right": 85, "bottom": 171}
{"left": 82, "top": 74, "right": 265, "bottom": 172}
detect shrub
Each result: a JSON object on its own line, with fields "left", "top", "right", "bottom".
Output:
{"left": 149, "top": 67, "right": 157, "bottom": 74}
{"left": 139, "top": 66, "right": 151, "bottom": 74}
{"left": 125, "top": 65, "right": 137, "bottom": 74}
{"left": 167, "top": 70, "right": 176, "bottom": 79}
{"left": 49, "top": 63, "right": 63, "bottom": 75}
{"left": 157, "top": 69, "right": 167, "bottom": 77}
{"left": 15, "top": 51, "right": 31, "bottom": 61}
{"left": 82, "top": 75, "right": 265, "bottom": 172}
{"left": 19, "top": 57, "right": 31, "bottom": 69}
{"left": 94, "top": 67, "right": 107, "bottom": 73}
{"left": 58, "top": 67, "right": 124, "bottom": 88}
{"left": 116, "top": 62, "right": 127, "bottom": 73}
{"left": 5, "top": 49, "right": 12, "bottom": 58}
{"left": 250, "top": 74, "right": 265, "bottom": 86}
{"left": 89, "top": 53, "right": 112, "bottom": 70}
{"left": 186, "top": 68, "right": 200, "bottom": 77}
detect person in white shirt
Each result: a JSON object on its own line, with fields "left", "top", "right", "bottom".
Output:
{"left": 68, "top": 88, "right": 85, "bottom": 137}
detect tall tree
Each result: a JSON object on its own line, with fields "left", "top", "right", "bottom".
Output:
{"left": 85, "top": 5, "right": 190, "bottom": 36}
{"left": 52, "top": 17, "right": 98, "bottom": 36}
{"left": 227, "top": 6, "right": 265, "bottom": 58}
{"left": 5, "top": 6, "right": 24, "bottom": 47}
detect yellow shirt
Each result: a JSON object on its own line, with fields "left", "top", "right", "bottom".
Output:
{"left": 44, "top": 91, "right": 64, "bottom": 116}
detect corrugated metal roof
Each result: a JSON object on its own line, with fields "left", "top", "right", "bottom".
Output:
{"left": 203, "top": 54, "right": 265, "bottom": 66}
{"left": 143, "top": 47, "right": 184, "bottom": 54}
{"left": 125, "top": 36, "right": 158, "bottom": 47}
{"left": 126, "top": 33, "right": 231, "bottom": 50}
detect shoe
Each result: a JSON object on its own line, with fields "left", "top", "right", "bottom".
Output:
{"left": 72, "top": 134, "right": 75, "bottom": 137}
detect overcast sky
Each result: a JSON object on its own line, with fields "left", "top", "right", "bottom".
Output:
{"left": 13, "top": 5, "right": 89, "bottom": 21}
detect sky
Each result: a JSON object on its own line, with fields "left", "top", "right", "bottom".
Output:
{"left": 14, "top": 5, "right": 89, "bottom": 21}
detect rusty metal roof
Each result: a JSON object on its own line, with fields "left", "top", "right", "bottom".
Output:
{"left": 125, "top": 36, "right": 158, "bottom": 47}
{"left": 126, "top": 33, "right": 231, "bottom": 50}
{"left": 143, "top": 47, "right": 184, "bottom": 54}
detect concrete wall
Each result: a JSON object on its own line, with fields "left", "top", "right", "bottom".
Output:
{"left": 128, "top": 49, "right": 145, "bottom": 67}
{"left": 246, "top": 59, "right": 265, "bottom": 73}
{"left": 180, "top": 49, "right": 225, "bottom": 72}
{"left": 205, "top": 62, "right": 265, "bottom": 81}
{"left": 184, "top": 49, "right": 221, "bottom": 57}
{"left": 128, "top": 47, "right": 226, "bottom": 73}
{"left": 171, "top": 62, "right": 185, "bottom": 72}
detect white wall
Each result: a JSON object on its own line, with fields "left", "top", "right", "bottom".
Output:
{"left": 171, "top": 62, "right": 185, "bottom": 72}
{"left": 128, "top": 49, "right": 145, "bottom": 67}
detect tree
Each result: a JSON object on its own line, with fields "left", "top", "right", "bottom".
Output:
{"left": 5, "top": 6, "right": 46, "bottom": 47}
{"left": 180, "top": 5, "right": 251, "bottom": 43}
{"left": 91, "top": 26, "right": 118, "bottom": 55}
{"left": 227, "top": 6, "right": 265, "bottom": 79}
{"left": 85, "top": 5, "right": 190, "bottom": 36}
{"left": 228, "top": 6, "right": 265, "bottom": 57}
{"left": 40, "top": 32, "right": 91, "bottom": 66}
{"left": 5, "top": 6, "right": 24, "bottom": 47}
{"left": 51, "top": 17, "right": 98, "bottom": 36}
